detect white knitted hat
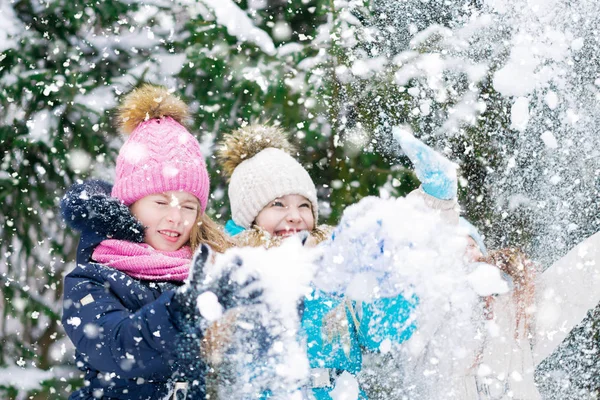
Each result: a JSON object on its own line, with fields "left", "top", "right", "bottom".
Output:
{"left": 218, "top": 125, "right": 318, "bottom": 229}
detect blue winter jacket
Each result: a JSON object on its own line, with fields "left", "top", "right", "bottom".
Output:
{"left": 61, "top": 181, "right": 201, "bottom": 400}
{"left": 301, "top": 290, "right": 417, "bottom": 399}
{"left": 301, "top": 289, "right": 365, "bottom": 399}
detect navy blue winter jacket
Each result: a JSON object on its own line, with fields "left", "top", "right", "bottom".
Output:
{"left": 61, "top": 181, "right": 202, "bottom": 400}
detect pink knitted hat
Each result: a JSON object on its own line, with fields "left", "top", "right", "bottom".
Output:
{"left": 111, "top": 84, "right": 210, "bottom": 212}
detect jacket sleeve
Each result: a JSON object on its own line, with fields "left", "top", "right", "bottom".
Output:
{"left": 355, "top": 294, "right": 418, "bottom": 352}
{"left": 62, "top": 265, "right": 182, "bottom": 379}
{"left": 406, "top": 186, "right": 460, "bottom": 225}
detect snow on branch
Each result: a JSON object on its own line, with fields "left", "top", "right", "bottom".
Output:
{"left": 200, "top": 0, "right": 276, "bottom": 56}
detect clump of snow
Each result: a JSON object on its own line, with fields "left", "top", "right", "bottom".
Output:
{"left": 0, "top": 2, "right": 24, "bottom": 52}
{"left": 73, "top": 85, "right": 117, "bottom": 114}
{"left": 330, "top": 371, "right": 360, "bottom": 400}
{"left": 247, "top": 0, "right": 267, "bottom": 10}
{"left": 493, "top": 46, "right": 539, "bottom": 97}
{"left": 465, "top": 262, "right": 512, "bottom": 296}
{"left": 199, "top": 238, "right": 314, "bottom": 397}
{"left": 544, "top": 91, "right": 559, "bottom": 110}
{"left": 0, "top": 366, "right": 72, "bottom": 392}
{"left": 196, "top": 291, "right": 223, "bottom": 321}
{"left": 242, "top": 67, "right": 269, "bottom": 93}
{"left": 510, "top": 97, "right": 530, "bottom": 132}
{"left": 26, "top": 110, "right": 55, "bottom": 143}
{"left": 153, "top": 53, "right": 187, "bottom": 76}
{"left": 119, "top": 142, "right": 148, "bottom": 164}
{"left": 314, "top": 195, "right": 483, "bottom": 399}
{"left": 571, "top": 37, "right": 584, "bottom": 52}
{"left": 66, "top": 316, "right": 81, "bottom": 328}
{"left": 277, "top": 43, "right": 304, "bottom": 57}
{"left": 162, "top": 165, "right": 179, "bottom": 178}
{"left": 351, "top": 57, "right": 387, "bottom": 79}
{"left": 540, "top": 131, "right": 558, "bottom": 149}
{"left": 272, "top": 20, "right": 292, "bottom": 42}
{"left": 83, "top": 323, "right": 99, "bottom": 339}
{"left": 200, "top": 0, "right": 276, "bottom": 56}
{"left": 68, "top": 149, "right": 92, "bottom": 173}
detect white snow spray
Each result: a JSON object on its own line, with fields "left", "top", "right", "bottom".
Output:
{"left": 314, "top": 195, "right": 490, "bottom": 399}
{"left": 332, "top": 0, "right": 600, "bottom": 397}
{"left": 198, "top": 238, "right": 314, "bottom": 399}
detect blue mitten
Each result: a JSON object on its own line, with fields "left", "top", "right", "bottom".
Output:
{"left": 173, "top": 245, "right": 264, "bottom": 322}
{"left": 393, "top": 127, "right": 458, "bottom": 200}
{"left": 60, "top": 179, "right": 145, "bottom": 242}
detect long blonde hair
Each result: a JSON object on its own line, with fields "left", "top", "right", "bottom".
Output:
{"left": 190, "top": 213, "right": 235, "bottom": 254}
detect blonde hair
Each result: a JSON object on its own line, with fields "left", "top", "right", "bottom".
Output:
{"left": 190, "top": 213, "right": 235, "bottom": 254}
{"left": 483, "top": 248, "right": 537, "bottom": 339}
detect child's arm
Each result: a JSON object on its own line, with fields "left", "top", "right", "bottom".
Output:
{"left": 63, "top": 267, "right": 190, "bottom": 380}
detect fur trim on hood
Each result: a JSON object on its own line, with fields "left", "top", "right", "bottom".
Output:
{"left": 233, "top": 225, "right": 333, "bottom": 249}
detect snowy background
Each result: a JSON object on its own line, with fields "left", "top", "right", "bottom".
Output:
{"left": 1, "top": 0, "right": 599, "bottom": 398}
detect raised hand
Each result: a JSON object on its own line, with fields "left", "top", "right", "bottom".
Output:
{"left": 171, "top": 244, "right": 212, "bottom": 332}
{"left": 393, "top": 126, "right": 458, "bottom": 200}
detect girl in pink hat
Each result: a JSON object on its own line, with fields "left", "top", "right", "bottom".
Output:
{"left": 60, "top": 85, "right": 240, "bottom": 400}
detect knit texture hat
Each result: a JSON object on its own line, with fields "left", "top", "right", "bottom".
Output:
{"left": 218, "top": 124, "right": 318, "bottom": 229}
{"left": 112, "top": 84, "right": 210, "bottom": 212}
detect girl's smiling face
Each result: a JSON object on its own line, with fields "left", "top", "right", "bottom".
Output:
{"left": 255, "top": 194, "right": 315, "bottom": 237}
{"left": 130, "top": 191, "right": 200, "bottom": 251}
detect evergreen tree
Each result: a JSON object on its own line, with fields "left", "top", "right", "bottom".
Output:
{"left": 1, "top": 0, "right": 599, "bottom": 397}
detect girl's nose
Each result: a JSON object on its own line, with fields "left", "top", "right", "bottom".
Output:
{"left": 286, "top": 207, "right": 302, "bottom": 223}
{"left": 167, "top": 206, "right": 183, "bottom": 224}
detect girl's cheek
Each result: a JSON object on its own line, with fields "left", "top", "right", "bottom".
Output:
{"left": 181, "top": 211, "right": 198, "bottom": 229}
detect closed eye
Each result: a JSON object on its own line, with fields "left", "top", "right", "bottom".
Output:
{"left": 155, "top": 201, "right": 168, "bottom": 206}
{"left": 183, "top": 205, "right": 197, "bottom": 211}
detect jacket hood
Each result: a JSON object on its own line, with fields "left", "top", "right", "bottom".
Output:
{"left": 60, "top": 179, "right": 145, "bottom": 262}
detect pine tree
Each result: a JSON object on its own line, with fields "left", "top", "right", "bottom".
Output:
{"left": 1, "top": 0, "right": 599, "bottom": 397}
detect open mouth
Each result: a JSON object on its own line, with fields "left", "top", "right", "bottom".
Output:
{"left": 158, "top": 230, "right": 181, "bottom": 242}
{"left": 275, "top": 229, "right": 299, "bottom": 237}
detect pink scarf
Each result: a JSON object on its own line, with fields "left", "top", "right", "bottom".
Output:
{"left": 92, "top": 239, "right": 192, "bottom": 282}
